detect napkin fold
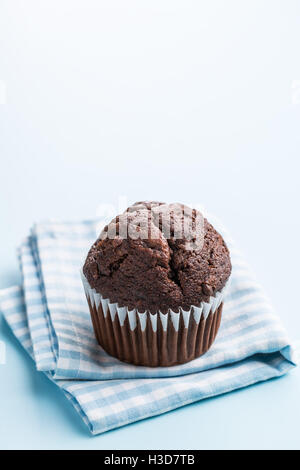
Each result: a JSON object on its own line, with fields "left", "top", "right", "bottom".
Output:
{"left": 0, "top": 216, "right": 296, "bottom": 435}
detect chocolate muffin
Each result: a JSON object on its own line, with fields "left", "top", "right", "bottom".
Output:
{"left": 82, "top": 201, "right": 231, "bottom": 367}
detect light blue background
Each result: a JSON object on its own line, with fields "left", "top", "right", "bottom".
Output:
{"left": 1, "top": 0, "right": 300, "bottom": 449}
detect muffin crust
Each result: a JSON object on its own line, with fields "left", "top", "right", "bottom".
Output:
{"left": 83, "top": 202, "right": 231, "bottom": 313}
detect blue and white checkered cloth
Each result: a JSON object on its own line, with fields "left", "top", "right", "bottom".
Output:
{"left": 0, "top": 216, "right": 297, "bottom": 435}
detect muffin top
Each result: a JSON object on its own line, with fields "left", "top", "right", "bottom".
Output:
{"left": 83, "top": 201, "right": 231, "bottom": 313}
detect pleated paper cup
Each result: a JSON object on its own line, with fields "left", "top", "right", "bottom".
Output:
{"left": 81, "top": 271, "right": 227, "bottom": 367}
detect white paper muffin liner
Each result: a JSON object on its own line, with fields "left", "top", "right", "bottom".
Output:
{"left": 81, "top": 270, "right": 227, "bottom": 367}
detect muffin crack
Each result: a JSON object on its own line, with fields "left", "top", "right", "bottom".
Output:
{"left": 108, "top": 253, "right": 128, "bottom": 275}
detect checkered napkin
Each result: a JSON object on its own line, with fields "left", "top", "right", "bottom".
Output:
{"left": 0, "top": 216, "right": 296, "bottom": 435}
